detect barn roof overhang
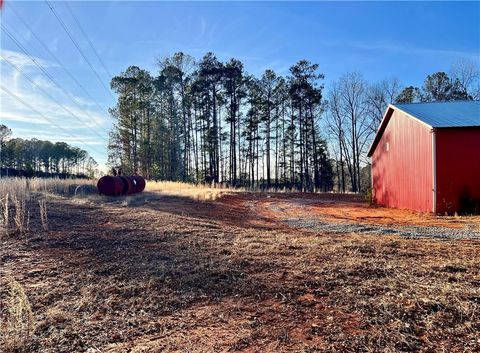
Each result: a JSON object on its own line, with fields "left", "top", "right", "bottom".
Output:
{"left": 367, "top": 104, "right": 434, "bottom": 157}
{"left": 368, "top": 101, "right": 480, "bottom": 157}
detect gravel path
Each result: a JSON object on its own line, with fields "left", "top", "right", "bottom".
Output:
{"left": 279, "top": 217, "right": 480, "bottom": 240}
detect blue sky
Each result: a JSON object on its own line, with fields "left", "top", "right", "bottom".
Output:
{"left": 1, "top": 1, "right": 479, "bottom": 169}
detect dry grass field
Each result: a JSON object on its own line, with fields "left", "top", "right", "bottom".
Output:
{"left": 1, "top": 179, "right": 479, "bottom": 352}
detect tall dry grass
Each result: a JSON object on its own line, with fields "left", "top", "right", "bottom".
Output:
{"left": 11, "top": 194, "right": 29, "bottom": 236}
{"left": 145, "top": 181, "right": 240, "bottom": 201}
{"left": 38, "top": 199, "right": 48, "bottom": 231}
{"left": 0, "top": 177, "right": 96, "bottom": 200}
{"left": 0, "top": 177, "right": 95, "bottom": 235}
{"left": 142, "top": 180, "right": 338, "bottom": 201}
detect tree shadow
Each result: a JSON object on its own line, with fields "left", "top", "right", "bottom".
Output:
{"left": 1, "top": 195, "right": 294, "bottom": 351}
{"left": 19, "top": 194, "right": 277, "bottom": 312}
{"left": 100, "top": 191, "right": 280, "bottom": 230}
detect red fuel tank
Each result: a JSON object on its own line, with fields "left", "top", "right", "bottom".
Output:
{"left": 132, "top": 175, "right": 146, "bottom": 193}
{"left": 97, "top": 176, "right": 124, "bottom": 196}
{"left": 97, "top": 175, "right": 146, "bottom": 196}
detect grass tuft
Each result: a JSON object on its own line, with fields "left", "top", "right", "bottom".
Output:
{"left": 0, "top": 278, "right": 34, "bottom": 352}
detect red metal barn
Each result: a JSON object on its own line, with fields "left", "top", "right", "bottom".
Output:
{"left": 368, "top": 101, "right": 480, "bottom": 214}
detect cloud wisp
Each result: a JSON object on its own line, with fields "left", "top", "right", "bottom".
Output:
{"left": 318, "top": 38, "right": 479, "bottom": 61}
{"left": 1, "top": 49, "right": 110, "bottom": 133}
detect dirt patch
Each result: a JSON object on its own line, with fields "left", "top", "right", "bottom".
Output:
{"left": 1, "top": 192, "right": 479, "bottom": 352}
{"left": 255, "top": 194, "right": 480, "bottom": 230}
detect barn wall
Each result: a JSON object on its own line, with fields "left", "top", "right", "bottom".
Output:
{"left": 435, "top": 128, "right": 480, "bottom": 214}
{"left": 372, "top": 109, "right": 433, "bottom": 212}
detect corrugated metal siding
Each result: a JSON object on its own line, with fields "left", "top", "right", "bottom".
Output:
{"left": 372, "top": 109, "right": 433, "bottom": 212}
{"left": 435, "top": 128, "right": 480, "bottom": 214}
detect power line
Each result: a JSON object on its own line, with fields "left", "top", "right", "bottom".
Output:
{"left": 1, "top": 55, "right": 110, "bottom": 143}
{"left": 1, "top": 24, "right": 108, "bottom": 129}
{"left": 6, "top": 1, "right": 109, "bottom": 115}
{"left": 1, "top": 85, "right": 106, "bottom": 156}
{"left": 44, "top": 0, "right": 115, "bottom": 99}
{"left": 64, "top": 2, "right": 113, "bottom": 78}
{"left": 1, "top": 24, "right": 111, "bottom": 138}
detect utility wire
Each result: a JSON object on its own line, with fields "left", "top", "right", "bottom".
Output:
{"left": 1, "top": 39, "right": 111, "bottom": 144}
{"left": 1, "top": 55, "right": 110, "bottom": 143}
{"left": 1, "top": 25, "right": 110, "bottom": 138}
{"left": 1, "top": 85, "right": 106, "bottom": 156}
{"left": 44, "top": 0, "right": 115, "bottom": 99}
{"left": 64, "top": 2, "right": 113, "bottom": 78}
{"left": 6, "top": 1, "right": 109, "bottom": 115}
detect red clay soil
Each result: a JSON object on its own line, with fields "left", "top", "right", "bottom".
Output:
{"left": 247, "top": 193, "right": 480, "bottom": 230}
{"left": 1, "top": 192, "right": 479, "bottom": 353}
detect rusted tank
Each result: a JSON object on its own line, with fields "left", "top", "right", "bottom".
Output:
{"left": 132, "top": 175, "right": 146, "bottom": 193}
{"left": 97, "top": 176, "right": 124, "bottom": 196}
{"left": 120, "top": 176, "right": 135, "bottom": 194}
{"left": 97, "top": 175, "right": 146, "bottom": 196}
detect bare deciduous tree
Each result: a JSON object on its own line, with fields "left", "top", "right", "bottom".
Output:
{"left": 327, "top": 73, "right": 373, "bottom": 192}
{"left": 366, "top": 78, "right": 402, "bottom": 132}
{"left": 450, "top": 58, "right": 480, "bottom": 100}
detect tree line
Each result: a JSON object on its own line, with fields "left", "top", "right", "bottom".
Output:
{"left": 108, "top": 53, "right": 334, "bottom": 191}
{"left": 0, "top": 125, "right": 99, "bottom": 178}
{"left": 396, "top": 60, "right": 480, "bottom": 104}
{"left": 107, "top": 53, "right": 479, "bottom": 192}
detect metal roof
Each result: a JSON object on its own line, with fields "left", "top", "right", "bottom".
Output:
{"left": 367, "top": 100, "right": 480, "bottom": 157}
{"left": 395, "top": 100, "right": 480, "bottom": 128}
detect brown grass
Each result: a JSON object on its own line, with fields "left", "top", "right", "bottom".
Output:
{"left": 144, "top": 180, "right": 238, "bottom": 201}
{"left": 38, "top": 199, "right": 48, "bottom": 231}
{"left": 0, "top": 177, "right": 95, "bottom": 200}
{"left": 0, "top": 178, "right": 95, "bottom": 236}
{"left": 0, "top": 191, "right": 478, "bottom": 352}
{"left": 0, "top": 277, "right": 34, "bottom": 351}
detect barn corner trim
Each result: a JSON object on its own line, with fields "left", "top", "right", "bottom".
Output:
{"left": 367, "top": 104, "right": 434, "bottom": 157}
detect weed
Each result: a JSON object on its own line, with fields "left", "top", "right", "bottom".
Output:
{"left": 38, "top": 199, "right": 48, "bottom": 231}
{"left": 0, "top": 278, "right": 34, "bottom": 352}
{"left": 1, "top": 193, "right": 10, "bottom": 230}
{"left": 11, "top": 194, "right": 28, "bottom": 236}
{"left": 0, "top": 178, "right": 95, "bottom": 235}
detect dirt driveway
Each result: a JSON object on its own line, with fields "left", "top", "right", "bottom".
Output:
{"left": 248, "top": 193, "right": 480, "bottom": 239}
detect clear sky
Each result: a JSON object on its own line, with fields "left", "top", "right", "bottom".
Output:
{"left": 1, "top": 1, "right": 479, "bottom": 170}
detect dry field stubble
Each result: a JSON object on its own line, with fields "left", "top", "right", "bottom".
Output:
{"left": 0, "top": 180, "right": 479, "bottom": 352}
